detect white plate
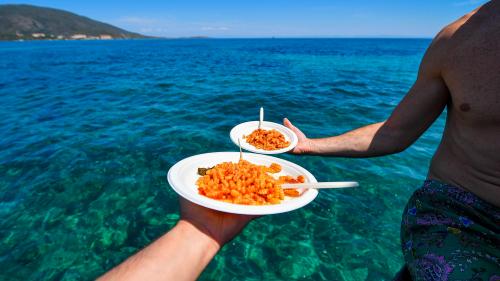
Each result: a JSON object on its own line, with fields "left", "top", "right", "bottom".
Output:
{"left": 230, "top": 121, "right": 298, "bottom": 154}
{"left": 167, "top": 152, "right": 318, "bottom": 215}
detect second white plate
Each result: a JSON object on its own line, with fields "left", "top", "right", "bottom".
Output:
{"left": 230, "top": 121, "right": 298, "bottom": 154}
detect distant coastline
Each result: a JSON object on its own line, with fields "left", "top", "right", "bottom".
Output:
{"left": 11, "top": 33, "right": 121, "bottom": 41}
{"left": 0, "top": 4, "right": 148, "bottom": 41}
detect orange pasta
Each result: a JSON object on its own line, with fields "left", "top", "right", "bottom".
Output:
{"left": 244, "top": 129, "right": 290, "bottom": 150}
{"left": 279, "top": 175, "right": 305, "bottom": 197}
{"left": 196, "top": 160, "right": 303, "bottom": 205}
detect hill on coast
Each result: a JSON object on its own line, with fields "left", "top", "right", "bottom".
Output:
{"left": 0, "top": 4, "right": 148, "bottom": 40}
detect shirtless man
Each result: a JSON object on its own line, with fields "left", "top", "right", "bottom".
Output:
{"left": 100, "top": 3, "right": 499, "bottom": 280}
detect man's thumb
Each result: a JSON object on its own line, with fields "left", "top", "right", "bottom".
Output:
{"left": 283, "top": 118, "right": 294, "bottom": 129}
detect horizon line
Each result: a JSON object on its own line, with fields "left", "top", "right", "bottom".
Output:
{"left": 148, "top": 36, "right": 434, "bottom": 39}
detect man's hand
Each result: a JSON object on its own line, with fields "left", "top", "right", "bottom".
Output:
{"left": 179, "top": 198, "right": 257, "bottom": 247}
{"left": 283, "top": 118, "right": 316, "bottom": 154}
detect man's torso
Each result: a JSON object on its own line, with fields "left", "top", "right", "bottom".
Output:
{"left": 428, "top": 3, "right": 500, "bottom": 207}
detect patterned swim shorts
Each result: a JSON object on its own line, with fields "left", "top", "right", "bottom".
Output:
{"left": 401, "top": 180, "right": 499, "bottom": 281}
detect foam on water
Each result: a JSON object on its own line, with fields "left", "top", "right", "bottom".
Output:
{"left": 0, "top": 39, "right": 443, "bottom": 280}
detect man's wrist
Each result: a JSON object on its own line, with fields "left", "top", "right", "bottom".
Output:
{"left": 306, "top": 138, "right": 320, "bottom": 154}
{"left": 176, "top": 220, "right": 221, "bottom": 256}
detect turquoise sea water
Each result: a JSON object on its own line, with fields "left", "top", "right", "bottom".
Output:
{"left": 0, "top": 39, "right": 444, "bottom": 280}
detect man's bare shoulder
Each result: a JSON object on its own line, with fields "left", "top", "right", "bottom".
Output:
{"left": 429, "top": 8, "right": 478, "bottom": 53}
{"left": 420, "top": 7, "right": 485, "bottom": 76}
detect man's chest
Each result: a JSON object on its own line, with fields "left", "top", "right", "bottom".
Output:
{"left": 442, "top": 42, "right": 500, "bottom": 124}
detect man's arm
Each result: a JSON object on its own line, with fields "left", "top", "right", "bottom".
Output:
{"left": 98, "top": 199, "right": 255, "bottom": 281}
{"left": 98, "top": 220, "right": 219, "bottom": 281}
{"left": 286, "top": 35, "right": 451, "bottom": 157}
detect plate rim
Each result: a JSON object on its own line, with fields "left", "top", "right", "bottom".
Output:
{"left": 229, "top": 121, "right": 298, "bottom": 155}
{"left": 167, "top": 152, "right": 318, "bottom": 215}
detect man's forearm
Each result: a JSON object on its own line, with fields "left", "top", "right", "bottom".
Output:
{"left": 308, "top": 121, "right": 405, "bottom": 157}
{"left": 98, "top": 220, "right": 220, "bottom": 281}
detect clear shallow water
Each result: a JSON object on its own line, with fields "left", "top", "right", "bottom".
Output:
{"left": 0, "top": 38, "right": 443, "bottom": 280}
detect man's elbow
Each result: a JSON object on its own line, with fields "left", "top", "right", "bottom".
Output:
{"left": 371, "top": 128, "right": 415, "bottom": 155}
{"left": 392, "top": 143, "right": 409, "bottom": 154}
{"left": 387, "top": 132, "right": 417, "bottom": 154}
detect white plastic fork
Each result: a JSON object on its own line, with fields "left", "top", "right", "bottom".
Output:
{"left": 281, "top": 182, "right": 359, "bottom": 189}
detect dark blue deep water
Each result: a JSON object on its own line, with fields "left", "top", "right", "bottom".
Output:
{"left": 0, "top": 39, "right": 443, "bottom": 280}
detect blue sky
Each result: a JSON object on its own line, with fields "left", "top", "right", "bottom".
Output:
{"left": 2, "top": 0, "right": 489, "bottom": 37}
